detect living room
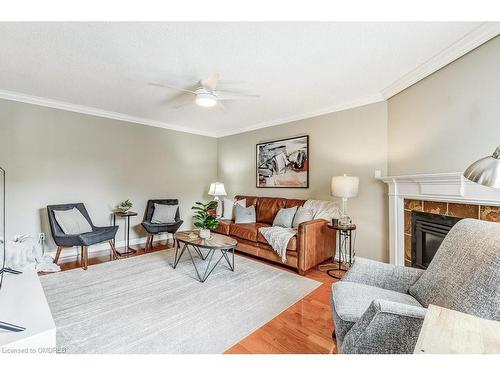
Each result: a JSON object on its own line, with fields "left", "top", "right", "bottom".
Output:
{"left": 1, "top": 1, "right": 499, "bottom": 373}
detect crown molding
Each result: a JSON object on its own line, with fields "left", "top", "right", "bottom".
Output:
{"left": 0, "top": 89, "right": 217, "bottom": 138}
{"left": 215, "top": 93, "right": 385, "bottom": 137}
{"left": 381, "top": 22, "right": 500, "bottom": 99}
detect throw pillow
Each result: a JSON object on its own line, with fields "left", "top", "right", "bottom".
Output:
{"left": 234, "top": 204, "right": 256, "bottom": 224}
{"left": 222, "top": 198, "right": 246, "bottom": 220}
{"left": 53, "top": 207, "right": 92, "bottom": 235}
{"left": 151, "top": 203, "right": 178, "bottom": 224}
{"left": 273, "top": 206, "right": 298, "bottom": 228}
{"left": 292, "top": 206, "right": 314, "bottom": 228}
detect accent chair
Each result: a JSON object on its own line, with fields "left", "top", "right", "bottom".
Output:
{"left": 47, "top": 203, "right": 119, "bottom": 270}
{"left": 331, "top": 218, "right": 500, "bottom": 354}
{"left": 141, "top": 199, "right": 183, "bottom": 251}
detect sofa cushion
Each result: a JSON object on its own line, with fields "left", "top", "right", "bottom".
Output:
{"left": 256, "top": 197, "right": 287, "bottom": 225}
{"left": 230, "top": 223, "right": 269, "bottom": 242}
{"left": 234, "top": 204, "right": 256, "bottom": 224}
{"left": 214, "top": 220, "right": 231, "bottom": 235}
{"left": 258, "top": 231, "right": 297, "bottom": 251}
{"left": 273, "top": 206, "right": 297, "bottom": 228}
{"left": 408, "top": 219, "right": 500, "bottom": 321}
{"left": 332, "top": 281, "right": 422, "bottom": 324}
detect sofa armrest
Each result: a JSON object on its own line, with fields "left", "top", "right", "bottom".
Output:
{"left": 297, "top": 219, "right": 335, "bottom": 273}
{"left": 342, "top": 257, "right": 424, "bottom": 293}
{"left": 341, "top": 299, "right": 427, "bottom": 354}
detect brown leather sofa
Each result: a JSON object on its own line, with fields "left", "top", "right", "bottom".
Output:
{"left": 213, "top": 195, "right": 336, "bottom": 275}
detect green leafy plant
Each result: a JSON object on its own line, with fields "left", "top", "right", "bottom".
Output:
{"left": 192, "top": 201, "right": 219, "bottom": 230}
{"left": 117, "top": 199, "right": 133, "bottom": 212}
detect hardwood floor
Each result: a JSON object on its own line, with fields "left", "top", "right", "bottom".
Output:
{"left": 45, "top": 240, "right": 343, "bottom": 354}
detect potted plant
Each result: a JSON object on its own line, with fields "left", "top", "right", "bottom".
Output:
{"left": 117, "top": 199, "right": 133, "bottom": 213}
{"left": 192, "top": 201, "right": 219, "bottom": 239}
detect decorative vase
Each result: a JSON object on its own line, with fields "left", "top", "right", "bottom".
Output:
{"left": 199, "top": 229, "right": 211, "bottom": 239}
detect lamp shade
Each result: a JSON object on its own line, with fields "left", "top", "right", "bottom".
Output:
{"left": 463, "top": 146, "right": 500, "bottom": 189}
{"left": 331, "top": 175, "right": 359, "bottom": 198}
{"left": 208, "top": 182, "right": 227, "bottom": 196}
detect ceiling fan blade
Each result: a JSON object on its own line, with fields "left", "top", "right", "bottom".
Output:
{"left": 202, "top": 73, "right": 220, "bottom": 91}
{"left": 148, "top": 82, "right": 197, "bottom": 95}
{"left": 217, "top": 90, "right": 260, "bottom": 100}
{"left": 173, "top": 99, "right": 193, "bottom": 109}
{"left": 217, "top": 101, "right": 227, "bottom": 113}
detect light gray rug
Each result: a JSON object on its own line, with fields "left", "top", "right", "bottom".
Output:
{"left": 40, "top": 249, "right": 320, "bottom": 353}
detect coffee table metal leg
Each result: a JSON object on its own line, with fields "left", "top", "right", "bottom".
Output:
{"left": 172, "top": 242, "right": 237, "bottom": 283}
{"left": 221, "top": 248, "right": 235, "bottom": 271}
{"left": 173, "top": 242, "right": 187, "bottom": 269}
{"left": 193, "top": 245, "right": 207, "bottom": 260}
{"left": 186, "top": 245, "right": 204, "bottom": 281}
{"left": 199, "top": 249, "right": 227, "bottom": 282}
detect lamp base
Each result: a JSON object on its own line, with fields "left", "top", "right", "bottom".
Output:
{"left": 339, "top": 215, "right": 351, "bottom": 226}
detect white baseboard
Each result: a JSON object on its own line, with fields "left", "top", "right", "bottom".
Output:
{"left": 46, "top": 233, "right": 172, "bottom": 262}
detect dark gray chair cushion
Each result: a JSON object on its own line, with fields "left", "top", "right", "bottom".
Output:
{"left": 47, "top": 203, "right": 118, "bottom": 247}
{"left": 409, "top": 219, "right": 500, "bottom": 321}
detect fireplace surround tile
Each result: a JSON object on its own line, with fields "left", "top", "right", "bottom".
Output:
{"left": 480, "top": 205, "right": 500, "bottom": 222}
{"left": 404, "top": 210, "right": 412, "bottom": 234}
{"left": 404, "top": 234, "right": 412, "bottom": 266}
{"left": 404, "top": 199, "right": 423, "bottom": 211}
{"left": 447, "top": 203, "right": 479, "bottom": 219}
{"left": 423, "top": 201, "right": 447, "bottom": 214}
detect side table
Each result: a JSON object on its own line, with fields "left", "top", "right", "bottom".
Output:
{"left": 319, "top": 223, "right": 356, "bottom": 279}
{"left": 112, "top": 211, "right": 138, "bottom": 256}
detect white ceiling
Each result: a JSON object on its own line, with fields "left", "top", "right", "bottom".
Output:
{"left": 0, "top": 22, "right": 498, "bottom": 137}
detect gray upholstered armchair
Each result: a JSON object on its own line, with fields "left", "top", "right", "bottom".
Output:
{"left": 47, "top": 203, "right": 119, "bottom": 270}
{"left": 141, "top": 199, "right": 183, "bottom": 251}
{"left": 331, "top": 219, "right": 500, "bottom": 354}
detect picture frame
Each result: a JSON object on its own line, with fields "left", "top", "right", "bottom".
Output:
{"left": 256, "top": 135, "right": 309, "bottom": 188}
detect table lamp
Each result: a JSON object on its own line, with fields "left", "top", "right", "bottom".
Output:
{"left": 463, "top": 146, "right": 500, "bottom": 188}
{"left": 331, "top": 174, "right": 359, "bottom": 225}
{"left": 208, "top": 182, "right": 227, "bottom": 218}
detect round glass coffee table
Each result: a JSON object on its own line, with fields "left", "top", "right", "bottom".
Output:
{"left": 173, "top": 230, "right": 238, "bottom": 283}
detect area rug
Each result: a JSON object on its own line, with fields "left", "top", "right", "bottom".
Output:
{"left": 40, "top": 249, "right": 320, "bottom": 353}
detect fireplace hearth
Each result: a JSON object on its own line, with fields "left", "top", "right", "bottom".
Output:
{"left": 411, "top": 211, "right": 462, "bottom": 269}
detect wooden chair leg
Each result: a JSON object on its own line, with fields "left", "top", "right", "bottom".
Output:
{"left": 108, "top": 240, "right": 118, "bottom": 260}
{"left": 82, "top": 246, "right": 88, "bottom": 270}
{"left": 149, "top": 234, "right": 154, "bottom": 251}
{"left": 54, "top": 246, "right": 63, "bottom": 264}
{"left": 144, "top": 234, "right": 150, "bottom": 252}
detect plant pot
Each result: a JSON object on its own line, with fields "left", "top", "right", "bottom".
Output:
{"left": 199, "top": 229, "right": 211, "bottom": 239}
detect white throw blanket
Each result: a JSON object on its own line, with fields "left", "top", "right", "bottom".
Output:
{"left": 258, "top": 200, "right": 341, "bottom": 262}
{"left": 258, "top": 226, "right": 297, "bottom": 263}
{"left": 303, "top": 199, "right": 342, "bottom": 221}
{"left": 5, "top": 235, "right": 60, "bottom": 273}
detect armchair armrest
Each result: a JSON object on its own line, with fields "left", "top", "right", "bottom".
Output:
{"left": 341, "top": 299, "right": 427, "bottom": 354}
{"left": 297, "top": 219, "right": 335, "bottom": 273}
{"left": 342, "top": 257, "right": 424, "bottom": 293}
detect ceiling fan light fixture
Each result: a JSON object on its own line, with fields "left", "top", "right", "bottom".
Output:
{"left": 195, "top": 89, "right": 217, "bottom": 108}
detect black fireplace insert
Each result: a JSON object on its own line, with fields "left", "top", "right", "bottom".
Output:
{"left": 411, "top": 211, "right": 462, "bottom": 269}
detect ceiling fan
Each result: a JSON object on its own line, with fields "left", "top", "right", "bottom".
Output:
{"left": 148, "top": 73, "right": 259, "bottom": 109}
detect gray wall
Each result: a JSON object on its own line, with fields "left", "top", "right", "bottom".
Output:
{"left": 218, "top": 102, "right": 389, "bottom": 262}
{"left": 0, "top": 99, "right": 218, "bottom": 253}
{"left": 388, "top": 36, "right": 500, "bottom": 175}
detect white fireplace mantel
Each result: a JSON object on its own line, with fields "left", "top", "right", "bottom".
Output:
{"left": 380, "top": 172, "right": 500, "bottom": 266}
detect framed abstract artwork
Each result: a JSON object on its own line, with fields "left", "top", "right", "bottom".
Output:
{"left": 256, "top": 135, "right": 309, "bottom": 188}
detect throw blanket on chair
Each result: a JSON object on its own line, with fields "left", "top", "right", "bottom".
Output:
{"left": 258, "top": 226, "right": 297, "bottom": 262}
